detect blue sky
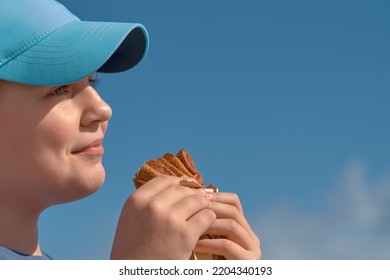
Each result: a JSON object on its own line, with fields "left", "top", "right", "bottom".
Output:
{"left": 39, "top": 0, "right": 390, "bottom": 259}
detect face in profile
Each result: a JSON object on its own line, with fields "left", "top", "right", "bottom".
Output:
{"left": 0, "top": 75, "right": 112, "bottom": 210}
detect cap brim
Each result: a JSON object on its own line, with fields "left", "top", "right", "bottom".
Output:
{"left": 0, "top": 20, "right": 148, "bottom": 86}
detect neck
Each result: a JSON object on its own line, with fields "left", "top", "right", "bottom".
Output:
{"left": 0, "top": 201, "right": 42, "bottom": 256}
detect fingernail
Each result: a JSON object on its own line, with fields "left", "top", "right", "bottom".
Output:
{"left": 180, "top": 177, "right": 203, "bottom": 188}
{"left": 180, "top": 177, "right": 197, "bottom": 183}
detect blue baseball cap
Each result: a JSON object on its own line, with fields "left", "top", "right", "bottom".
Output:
{"left": 0, "top": 0, "right": 148, "bottom": 86}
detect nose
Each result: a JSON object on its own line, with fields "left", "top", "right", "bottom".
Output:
{"left": 79, "top": 86, "right": 112, "bottom": 129}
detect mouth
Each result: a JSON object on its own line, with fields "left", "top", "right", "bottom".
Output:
{"left": 72, "top": 139, "right": 104, "bottom": 155}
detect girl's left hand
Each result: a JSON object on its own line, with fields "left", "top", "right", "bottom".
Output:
{"left": 194, "top": 192, "right": 261, "bottom": 260}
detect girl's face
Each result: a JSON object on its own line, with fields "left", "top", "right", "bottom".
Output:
{"left": 0, "top": 75, "right": 112, "bottom": 210}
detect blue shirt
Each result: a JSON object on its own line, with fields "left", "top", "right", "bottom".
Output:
{"left": 0, "top": 246, "right": 51, "bottom": 260}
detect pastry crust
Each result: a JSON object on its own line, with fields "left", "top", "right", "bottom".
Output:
{"left": 133, "top": 149, "right": 213, "bottom": 191}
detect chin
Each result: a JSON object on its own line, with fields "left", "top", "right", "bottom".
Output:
{"left": 79, "top": 169, "right": 106, "bottom": 197}
{"left": 58, "top": 167, "right": 106, "bottom": 204}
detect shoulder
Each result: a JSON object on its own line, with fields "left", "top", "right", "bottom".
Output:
{"left": 0, "top": 246, "right": 52, "bottom": 260}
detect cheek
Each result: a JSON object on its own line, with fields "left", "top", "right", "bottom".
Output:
{"left": 36, "top": 113, "right": 76, "bottom": 153}
{"left": 0, "top": 106, "right": 81, "bottom": 206}
{"left": 1, "top": 98, "right": 78, "bottom": 157}
{"left": 1, "top": 107, "right": 71, "bottom": 171}
{"left": 29, "top": 109, "right": 80, "bottom": 180}
{"left": 2, "top": 108, "right": 78, "bottom": 183}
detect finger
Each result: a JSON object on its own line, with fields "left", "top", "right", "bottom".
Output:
{"left": 134, "top": 175, "right": 182, "bottom": 198}
{"left": 187, "top": 209, "right": 216, "bottom": 239}
{"left": 151, "top": 182, "right": 202, "bottom": 206}
{"left": 195, "top": 238, "right": 261, "bottom": 260}
{"left": 204, "top": 219, "right": 254, "bottom": 250}
{"left": 211, "top": 201, "right": 260, "bottom": 246}
{"left": 208, "top": 192, "right": 244, "bottom": 214}
{"left": 171, "top": 194, "right": 212, "bottom": 221}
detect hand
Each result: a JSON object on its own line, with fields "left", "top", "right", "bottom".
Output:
{"left": 110, "top": 175, "right": 216, "bottom": 259}
{"left": 194, "top": 192, "right": 261, "bottom": 260}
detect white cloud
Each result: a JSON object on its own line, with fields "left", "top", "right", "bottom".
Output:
{"left": 254, "top": 160, "right": 390, "bottom": 259}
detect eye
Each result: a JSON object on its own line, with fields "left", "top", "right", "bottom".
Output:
{"left": 50, "top": 86, "right": 67, "bottom": 96}
{"left": 89, "top": 77, "right": 100, "bottom": 88}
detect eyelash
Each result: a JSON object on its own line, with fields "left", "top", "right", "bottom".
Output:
{"left": 50, "top": 78, "right": 100, "bottom": 97}
{"left": 89, "top": 77, "right": 100, "bottom": 88}
{"left": 51, "top": 86, "right": 67, "bottom": 96}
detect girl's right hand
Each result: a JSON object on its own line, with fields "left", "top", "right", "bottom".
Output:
{"left": 110, "top": 175, "right": 216, "bottom": 259}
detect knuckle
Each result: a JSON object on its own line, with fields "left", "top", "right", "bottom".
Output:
{"left": 205, "top": 208, "right": 217, "bottom": 221}
{"left": 227, "top": 219, "right": 238, "bottom": 230}
{"left": 210, "top": 209, "right": 217, "bottom": 221}
{"left": 165, "top": 211, "right": 179, "bottom": 226}
{"left": 145, "top": 199, "right": 163, "bottom": 215}
{"left": 125, "top": 193, "right": 143, "bottom": 211}
{"left": 251, "top": 246, "right": 262, "bottom": 260}
{"left": 257, "top": 248, "right": 262, "bottom": 260}
{"left": 195, "top": 195, "right": 211, "bottom": 208}
{"left": 230, "top": 192, "right": 240, "bottom": 205}
{"left": 197, "top": 208, "right": 216, "bottom": 225}
{"left": 221, "top": 239, "right": 233, "bottom": 251}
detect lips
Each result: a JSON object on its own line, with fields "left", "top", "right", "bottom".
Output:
{"left": 72, "top": 138, "right": 104, "bottom": 155}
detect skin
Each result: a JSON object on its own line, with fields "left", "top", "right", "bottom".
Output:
{"left": 0, "top": 77, "right": 261, "bottom": 259}
{"left": 111, "top": 175, "right": 261, "bottom": 259}
{"left": 0, "top": 75, "right": 111, "bottom": 255}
